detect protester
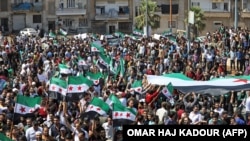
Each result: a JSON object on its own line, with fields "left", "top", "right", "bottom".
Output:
{"left": 0, "top": 25, "right": 249, "bottom": 141}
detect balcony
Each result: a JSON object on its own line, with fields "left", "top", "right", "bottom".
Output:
{"left": 203, "top": 8, "right": 230, "bottom": 18}
{"left": 241, "top": 8, "right": 250, "bottom": 18}
{"left": 56, "top": 3, "right": 86, "bottom": 16}
{"left": 95, "top": 13, "right": 129, "bottom": 20}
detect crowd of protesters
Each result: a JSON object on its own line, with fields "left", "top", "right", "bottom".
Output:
{"left": 0, "top": 24, "right": 249, "bottom": 141}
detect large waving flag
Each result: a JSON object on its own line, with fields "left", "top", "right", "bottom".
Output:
{"left": 49, "top": 77, "right": 68, "bottom": 96}
{"left": 82, "top": 97, "right": 110, "bottom": 119}
{"left": 147, "top": 73, "right": 250, "bottom": 95}
{"left": 14, "top": 95, "right": 42, "bottom": 124}
{"left": 98, "top": 53, "right": 111, "bottom": 67}
{"left": 68, "top": 76, "right": 93, "bottom": 93}
{"left": 112, "top": 103, "right": 137, "bottom": 127}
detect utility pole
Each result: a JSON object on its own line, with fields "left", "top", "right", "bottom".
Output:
{"left": 145, "top": 0, "right": 149, "bottom": 37}
{"left": 169, "top": 0, "right": 172, "bottom": 33}
{"left": 234, "top": 0, "right": 238, "bottom": 31}
{"left": 187, "top": 0, "right": 191, "bottom": 54}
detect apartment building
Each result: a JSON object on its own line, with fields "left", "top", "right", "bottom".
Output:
{"left": 9, "top": 0, "right": 43, "bottom": 31}
{"left": 133, "top": 0, "right": 187, "bottom": 34}
{"left": 55, "top": 0, "right": 88, "bottom": 33}
{"left": 191, "top": 0, "right": 250, "bottom": 34}
{"left": 88, "top": 0, "right": 133, "bottom": 34}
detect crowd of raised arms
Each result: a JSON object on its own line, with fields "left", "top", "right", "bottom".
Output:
{"left": 0, "top": 24, "right": 249, "bottom": 141}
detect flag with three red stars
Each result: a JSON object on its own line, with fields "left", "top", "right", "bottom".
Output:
{"left": 112, "top": 103, "right": 137, "bottom": 127}
{"left": 49, "top": 77, "right": 68, "bottom": 96}
{"left": 161, "top": 82, "right": 175, "bottom": 105}
{"left": 68, "top": 76, "right": 93, "bottom": 93}
{"left": 14, "top": 95, "right": 41, "bottom": 116}
{"left": 82, "top": 97, "right": 110, "bottom": 119}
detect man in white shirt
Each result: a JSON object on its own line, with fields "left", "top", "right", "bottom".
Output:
{"left": 102, "top": 117, "right": 113, "bottom": 140}
{"left": 25, "top": 121, "right": 43, "bottom": 141}
{"left": 156, "top": 102, "right": 168, "bottom": 125}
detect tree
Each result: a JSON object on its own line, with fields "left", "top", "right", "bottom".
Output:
{"left": 185, "top": 7, "right": 206, "bottom": 37}
{"left": 135, "top": 0, "right": 161, "bottom": 30}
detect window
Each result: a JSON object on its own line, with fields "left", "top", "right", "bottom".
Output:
{"left": 168, "top": 21, "right": 177, "bottom": 28}
{"left": 79, "top": 18, "right": 88, "bottom": 27}
{"left": 224, "top": 3, "right": 228, "bottom": 11}
{"left": 135, "top": 6, "right": 139, "bottom": 16}
{"left": 212, "top": 3, "right": 220, "bottom": 9}
{"left": 63, "top": 19, "right": 73, "bottom": 27}
{"left": 161, "top": 4, "right": 179, "bottom": 14}
{"left": 118, "top": 22, "right": 132, "bottom": 33}
{"left": 213, "top": 21, "right": 222, "bottom": 29}
{"left": 96, "top": 6, "right": 105, "bottom": 15}
{"left": 119, "top": 6, "right": 129, "bottom": 14}
{"left": 0, "top": 0, "right": 8, "bottom": 11}
{"left": 67, "top": 0, "right": 75, "bottom": 8}
{"left": 33, "top": 15, "right": 42, "bottom": 23}
{"left": 191, "top": 2, "right": 200, "bottom": 7}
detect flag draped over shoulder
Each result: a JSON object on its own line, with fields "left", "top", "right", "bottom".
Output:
{"left": 112, "top": 103, "right": 137, "bottom": 127}
{"left": 131, "top": 80, "right": 143, "bottom": 94}
{"left": 82, "top": 97, "right": 110, "bottom": 119}
{"left": 0, "top": 133, "right": 13, "bottom": 141}
{"left": 146, "top": 73, "right": 250, "bottom": 95}
{"left": 49, "top": 77, "right": 68, "bottom": 96}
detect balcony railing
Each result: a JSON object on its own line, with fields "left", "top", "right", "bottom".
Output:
{"left": 241, "top": 8, "right": 250, "bottom": 18}
{"left": 95, "top": 13, "right": 129, "bottom": 20}
{"left": 202, "top": 8, "right": 230, "bottom": 12}
{"left": 56, "top": 3, "right": 86, "bottom": 16}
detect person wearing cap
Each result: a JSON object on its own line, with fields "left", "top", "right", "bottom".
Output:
{"left": 56, "top": 126, "right": 67, "bottom": 141}
{"left": 25, "top": 121, "right": 43, "bottom": 141}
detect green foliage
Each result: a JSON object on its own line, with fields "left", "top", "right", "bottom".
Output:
{"left": 185, "top": 6, "right": 206, "bottom": 37}
{"left": 135, "top": 0, "right": 161, "bottom": 30}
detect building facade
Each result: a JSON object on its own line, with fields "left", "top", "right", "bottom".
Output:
{"left": 88, "top": 0, "right": 133, "bottom": 34}
{"left": 191, "top": 0, "right": 250, "bottom": 35}
{"left": 133, "top": 0, "right": 187, "bottom": 34}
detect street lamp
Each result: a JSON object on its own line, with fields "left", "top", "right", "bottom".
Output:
{"left": 234, "top": 0, "right": 238, "bottom": 31}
